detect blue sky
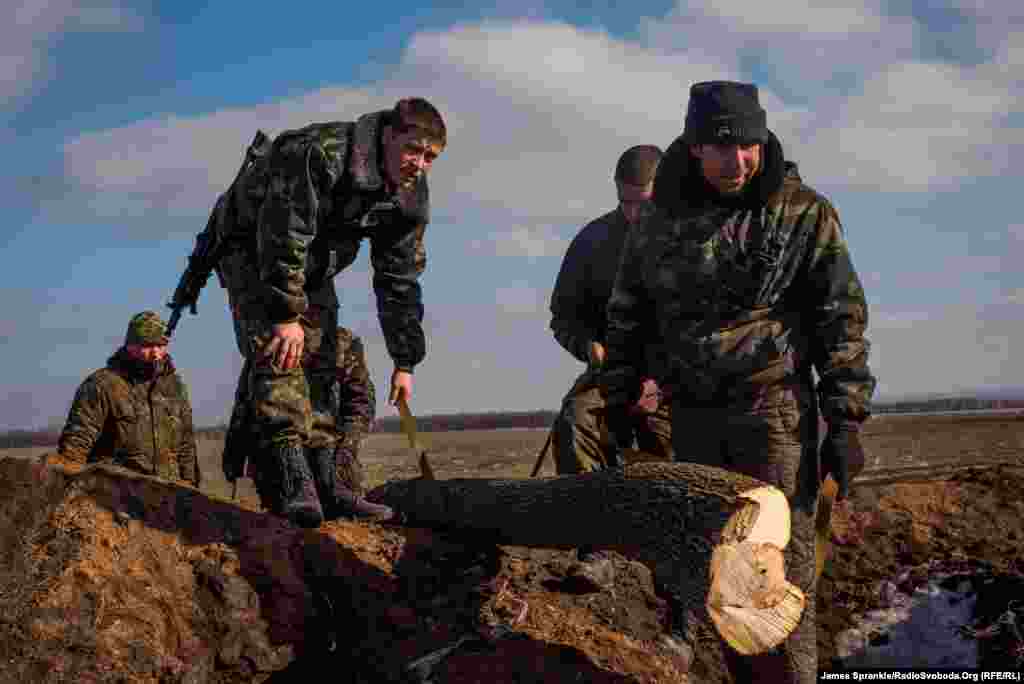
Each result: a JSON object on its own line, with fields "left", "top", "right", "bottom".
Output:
{"left": 1, "top": 0, "right": 1021, "bottom": 430}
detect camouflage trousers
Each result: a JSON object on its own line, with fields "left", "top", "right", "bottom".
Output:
{"left": 552, "top": 369, "right": 674, "bottom": 475}
{"left": 667, "top": 378, "right": 820, "bottom": 684}
{"left": 223, "top": 288, "right": 376, "bottom": 495}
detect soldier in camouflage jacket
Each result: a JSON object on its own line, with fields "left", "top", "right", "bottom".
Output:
{"left": 212, "top": 98, "right": 445, "bottom": 526}
{"left": 549, "top": 145, "right": 675, "bottom": 592}
{"left": 602, "top": 82, "right": 876, "bottom": 684}
{"left": 53, "top": 311, "right": 200, "bottom": 487}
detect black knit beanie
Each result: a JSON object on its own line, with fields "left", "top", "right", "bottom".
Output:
{"left": 681, "top": 81, "right": 769, "bottom": 146}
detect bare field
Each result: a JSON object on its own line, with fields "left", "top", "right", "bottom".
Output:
{"left": 7, "top": 412, "right": 1023, "bottom": 510}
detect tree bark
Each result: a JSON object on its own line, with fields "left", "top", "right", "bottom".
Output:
{"left": 370, "top": 460, "right": 806, "bottom": 654}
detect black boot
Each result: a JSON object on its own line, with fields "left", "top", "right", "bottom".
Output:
{"left": 307, "top": 446, "right": 395, "bottom": 522}
{"left": 263, "top": 443, "right": 323, "bottom": 528}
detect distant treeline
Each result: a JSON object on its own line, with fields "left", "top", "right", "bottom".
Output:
{"left": 5, "top": 400, "right": 1024, "bottom": 449}
{"left": 374, "top": 409, "right": 558, "bottom": 434}
{"left": 873, "top": 397, "right": 1024, "bottom": 414}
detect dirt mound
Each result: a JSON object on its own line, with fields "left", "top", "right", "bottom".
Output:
{"left": 820, "top": 464, "right": 1024, "bottom": 670}
{"left": 0, "top": 457, "right": 688, "bottom": 683}
{"left": 2, "top": 454, "right": 1022, "bottom": 683}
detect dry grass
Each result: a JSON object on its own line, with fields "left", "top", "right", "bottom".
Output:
{"left": 6, "top": 412, "right": 1023, "bottom": 509}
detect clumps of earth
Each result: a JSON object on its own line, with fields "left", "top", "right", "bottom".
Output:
{"left": 0, "top": 455, "right": 1021, "bottom": 683}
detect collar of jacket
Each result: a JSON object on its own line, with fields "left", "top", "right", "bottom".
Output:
{"left": 349, "top": 110, "right": 387, "bottom": 193}
{"left": 348, "top": 110, "right": 431, "bottom": 224}
{"left": 108, "top": 348, "right": 175, "bottom": 383}
{"left": 652, "top": 129, "right": 788, "bottom": 215}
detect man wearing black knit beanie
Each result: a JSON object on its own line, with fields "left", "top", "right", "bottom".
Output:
{"left": 601, "top": 81, "right": 876, "bottom": 683}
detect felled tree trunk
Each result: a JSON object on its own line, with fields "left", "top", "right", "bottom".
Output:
{"left": 370, "top": 459, "right": 806, "bottom": 655}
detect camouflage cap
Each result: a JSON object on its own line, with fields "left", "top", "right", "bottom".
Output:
{"left": 125, "top": 311, "right": 169, "bottom": 346}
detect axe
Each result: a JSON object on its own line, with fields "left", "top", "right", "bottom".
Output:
{"left": 397, "top": 397, "right": 435, "bottom": 480}
{"left": 814, "top": 475, "right": 839, "bottom": 583}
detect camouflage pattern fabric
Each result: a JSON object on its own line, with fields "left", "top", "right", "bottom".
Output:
{"left": 333, "top": 327, "right": 376, "bottom": 495}
{"left": 665, "top": 381, "right": 819, "bottom": 684}
{"left": 57, "top": 349, "right": 199, "bottom": 486}
{"left": 124, "top": 310, "right": 169, "bottom": 346}
{"left": 552, "top": 369, "right": 673, "bottom": 474}
{"left": 550, "top": 204, "right": 673, "bottom": 474}
{"left": 602, "top": 136, "right": 875, "bottom": 425}
{"left": 243, "top": 111, "right": 429, "bottom": 371}
{"left": 602, "top": 133, "right": 875, "bottom": 684}
{"left": 221, "top": 321, "right": 376, "bottom": 498}
{"left": 211, "top": 109, "right": 430, "bottom": 503}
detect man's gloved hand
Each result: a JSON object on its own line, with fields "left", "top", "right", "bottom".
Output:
{"left": 820, "top": 422, "right": 866, "bottom": 500}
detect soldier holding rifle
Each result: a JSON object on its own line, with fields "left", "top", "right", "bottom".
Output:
{"left": 169, "top": 98, "right": 446, "bottom": 527}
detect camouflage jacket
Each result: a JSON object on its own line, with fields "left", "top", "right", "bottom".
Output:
{"left": 57, "top": 350, "right": 200, "bottom": 485}
{"left": 550, "top": 208, "right": 632, "bottom": 364}
{"left": 335, "top": 327, "right": 377, "bottom": 454}
{"left": 602, "top": 132, "right": 876, "bottom": 425}
{"left": 216, "top": 111, "right": 429, "bottom": 371}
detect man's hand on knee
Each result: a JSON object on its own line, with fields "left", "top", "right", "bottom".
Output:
{"left": 389, "top": 369, "right": 413, "bottom": 406}
{"left": 266, "top": 321, "right": 305, "bottom": 370}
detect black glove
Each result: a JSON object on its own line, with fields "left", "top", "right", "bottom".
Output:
{"left": 820, "top": 422, "right": 866, "bottom": 500}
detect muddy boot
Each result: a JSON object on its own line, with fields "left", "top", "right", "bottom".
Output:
{"left": 566, "top": 547, "right": 616, "bottom": 593}
{"left": 308, "top": 446, "right": 395, "bottom": 522}
{"left": 334, "top": 443, "right": 366, "bottom": 496}
{"left": 262, "top": 443, "right": 323, "bottom": 528}
{"left": 333, "top": 487, "right": 396, "bottom": 522}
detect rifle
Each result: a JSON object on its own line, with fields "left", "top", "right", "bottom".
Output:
{"left": 165, "top": 130, "right": 271, "bottom": 337}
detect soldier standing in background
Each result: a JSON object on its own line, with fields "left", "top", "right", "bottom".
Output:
{"left": 548, "top": 144, "right": 674, "bottom": 591}
{"left": 42, "top": 311, "right": 200, "bottom": 488}
{"left": 601, "top": 81, "right": 876, "bottom": 683}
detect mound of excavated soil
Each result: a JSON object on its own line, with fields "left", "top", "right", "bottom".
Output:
{"left": 1, "top": 455, "right": 1022, "bottom": 683}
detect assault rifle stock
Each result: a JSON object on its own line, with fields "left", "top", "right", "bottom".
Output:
{"left": 165, "top": 130, "right": 270, "bottom": 338}
{"left": 166, "top": 210, "right": 221, "bottom": 338}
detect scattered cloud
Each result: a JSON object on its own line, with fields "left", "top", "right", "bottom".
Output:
{"left": 494, "top": 283, "right": 547, "bottom": 316}
{"left": 870, "top": 303, "right": 1022, "bottom": 399}
{"left": 2, "top": 0, "right": 143, "bottom": 107}
{"left": 469, "top": 226, "right": 569, "bottom": 259}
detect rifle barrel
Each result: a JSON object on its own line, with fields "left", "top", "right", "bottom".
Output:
{"left": 166, "top": 307, "right": 183, "bottom": 338}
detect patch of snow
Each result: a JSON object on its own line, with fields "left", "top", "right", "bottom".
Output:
{"left": 834, "top": 572, "right": 978, "bottom": 668}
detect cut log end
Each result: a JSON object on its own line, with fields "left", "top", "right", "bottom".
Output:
{"left": 734, "top": 485, "right": 791, "bottom": 550}
{"left": 707, "top": 541, "right": 806, "bottom": 654}
{"left": 707, "top": 485, "right": 804, "bottom": 654}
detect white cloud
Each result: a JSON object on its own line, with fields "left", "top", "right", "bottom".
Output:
{"left": 870, "top": 304, "right": 1023, "bottom": 399}
{"left": 699, "top": 0, "right": 887, "bottom": 34}
{"left": 58, "top": 21, "right": 729, "bottom": 225}
{"left": 57, "top": 10, "right": 1023, "bottom": 231}
{"left": 1006, "top": 288, "right": 1024, "bottom": 304}
{"left": 35, "top": 10, "right": 1024, "bottom": 419}
{"left": 469, "top": 226, "right": 569, "bottom": 259}
{"left": 644, "top": 0, "right": 917, "bottom": 86}
{"left": 792, "top": 60, "right": 1023, "bottom": 191}
{"left": 494, "top": 283, "right": 547, "bottom": 316}
{"left": 2, "top": 0, "right": 142, "bottom": 105}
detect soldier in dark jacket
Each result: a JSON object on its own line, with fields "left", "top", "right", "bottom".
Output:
{"left": 549, "top": 144, "right": 673, "bottom": 590}
{"left": 212, "top": 98, "right": 445, "bottom": 527}
{"left": 602, "top": 82, "right": 876, "bottom": 683}
{"left": 48, "top": 311, "right": 200, "bottom": 487}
